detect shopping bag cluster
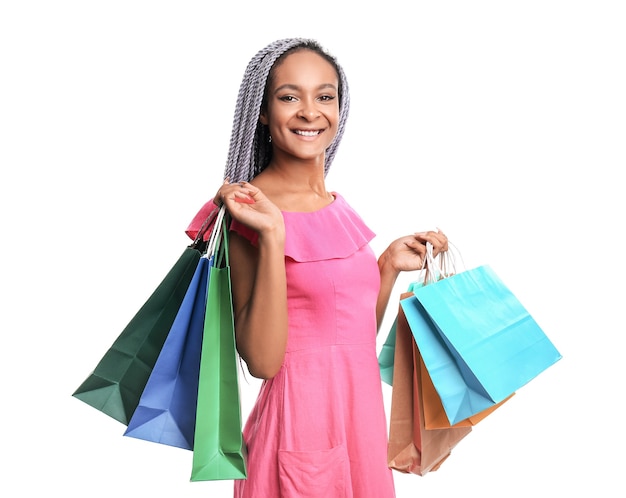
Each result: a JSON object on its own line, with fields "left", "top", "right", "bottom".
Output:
{"left": 72, "top": 205, "right": 247, "bottom": 481}
{"left": 379, "top": 243, "right": 562, "bottom": 475}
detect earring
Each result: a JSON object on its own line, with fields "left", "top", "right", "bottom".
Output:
{"left": 268, "top": 135, "right": 272, "bottom": 143}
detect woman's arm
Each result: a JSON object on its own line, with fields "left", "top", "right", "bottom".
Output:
{"left": 229, "top": 228, "right": 287, "bottom": 380}
{"left": 217, "top": 181, "right": 288, "bottom": 380}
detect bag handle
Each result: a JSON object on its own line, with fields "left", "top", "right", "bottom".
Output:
{"left": 205, "top": 205, "right": 226, "bottom": 258}
{"left": 189, "top": 204, "right": 221, "bottom": 252}
{"left": 214, "top": 211, "right": 230, "bottom": 269}
{"left": 422, "top": 239, "right": 463, "bottom": 285}
{"left": 204, "top": 205, "right": 230, "bottom": 269}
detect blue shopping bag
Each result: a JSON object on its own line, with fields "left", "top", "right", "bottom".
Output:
{"left": 402, "top": 265, "right": 562, "bottom": 425}
{"left": 123, "top": 255, "right": 211, "bottom": 449}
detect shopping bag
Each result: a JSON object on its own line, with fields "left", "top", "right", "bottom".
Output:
{"left": 381, "top": 293, "right": 513, "bottom": 428}
{"left": 379, "top": 281, "right": 424, "bottom": 386}
{"left": 72, "top": 208, "right": 219, "bottom": 425}
{"left": 72, "top": 248, "right": 203, "bottom": 424}
{"left": 419, "top": 351, "right": 514, "bottom": 429}
{"left": 403, "top": 264, "right": 562, "bottom": 426}
{"left": 123, "top": 255, "right": 210, "bottom": 449}
{"left": 378, "top": 315, "right": 397, "bottom": 386}
{"left": 387, "top": 293, "right": 471, "bottom": 476}
{"left": 191, "top": 208, "right": 247, "bottom": 481}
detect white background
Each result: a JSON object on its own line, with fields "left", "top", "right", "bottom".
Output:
{"left": 1, "top": 1, "right": 624, "bottom": 496}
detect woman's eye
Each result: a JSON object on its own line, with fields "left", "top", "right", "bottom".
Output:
{"left": 279, "top": 95, "right": 297, "bottom": 102}
{"left": 319, "top": 95, "right": 336, "bottom": 102}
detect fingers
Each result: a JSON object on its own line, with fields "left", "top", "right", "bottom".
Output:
{"left": 431, "top": 230, "right": 449, "bottom": 253}
{"left": 413, "top": 229, "right": 449, "bottom": 254}
{"left": 403, "top": 239, "right": 426, "bottom": 257}
{"left": 214, "top": 180, "right": 256, "bottom": 207}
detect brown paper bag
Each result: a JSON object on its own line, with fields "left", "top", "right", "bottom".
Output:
{"left": 387, "top": 293, "right": 471, "bottom": 476}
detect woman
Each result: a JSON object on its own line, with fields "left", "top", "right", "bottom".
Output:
{"left": 187, "top": 38, "right": 448, "bottom": 498}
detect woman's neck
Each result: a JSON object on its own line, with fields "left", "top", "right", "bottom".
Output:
{"left": 252, "top": 162, "right": 333, "bottom": 212}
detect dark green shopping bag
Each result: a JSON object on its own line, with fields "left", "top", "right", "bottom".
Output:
{"left": 73, "top": 209, "right": 218, "bottom": 425}
{"left": 191, "top": 211, "right": 247, "bottom": 481}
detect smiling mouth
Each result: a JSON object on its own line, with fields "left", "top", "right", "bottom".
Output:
{"left": 294, "top": 129, "right": 321, "bottom": 136}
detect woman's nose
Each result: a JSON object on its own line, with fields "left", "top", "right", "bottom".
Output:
{"left": 297, "top": 100, "right": 319, "bottom": 120}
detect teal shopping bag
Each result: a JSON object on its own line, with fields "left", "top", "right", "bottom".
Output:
{"left": 378, "top": 315, "right": 397, "bottom": 386}
{"left": 402, "top": 265, "right": 562, "bottom": 425}
{"left": 379, "top": 281, "right": 424, "bottom": 386}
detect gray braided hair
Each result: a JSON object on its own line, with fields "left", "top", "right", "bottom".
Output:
{"left": 222, "top": 38, "right": 350, "bottom": 183}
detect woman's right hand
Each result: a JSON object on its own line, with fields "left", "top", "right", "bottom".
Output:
{"left": 214, "top": 180, "right": 284, "bottom": 236}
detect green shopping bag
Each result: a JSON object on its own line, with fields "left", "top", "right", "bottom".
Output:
{"left": 73, "top": 209, "right": 218, "bottom": 425}
{"left": 191, "top": 208, "right": 247, "bottom": 481}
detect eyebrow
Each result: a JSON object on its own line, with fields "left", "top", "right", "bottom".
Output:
{"left": 273, "top": 83, "right": 337, "bottom": 94}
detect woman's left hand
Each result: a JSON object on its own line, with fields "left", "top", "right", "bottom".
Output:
{"left": 382, "top": 229, "right": 449, "bottom": 273}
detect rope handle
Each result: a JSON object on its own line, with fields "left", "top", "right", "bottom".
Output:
{"left": 421, "top": 240, "right": 464, "bottom": 286}
{"left": 189, "top": 204, "right": 220, "bottom": 251}
{"left": 205, "top": 205, "right": 227, "bottom": 261}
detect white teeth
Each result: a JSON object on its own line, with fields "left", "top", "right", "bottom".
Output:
{"left": 295, "top": 130, "right": 319, "bottom": 136}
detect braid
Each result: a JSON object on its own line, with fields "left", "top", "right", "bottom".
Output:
{"left": 222, "top": 38, "right": 351, "bottom": 183}
{"left": 327, "top": 59, "right": 350, "bottom": 176}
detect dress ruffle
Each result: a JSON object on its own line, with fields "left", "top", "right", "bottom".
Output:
{"left": 185, "top": 193, "right": 376, "bottom": 262}
{"left": 185, "top": 198, "right": 220, "bottom": 242}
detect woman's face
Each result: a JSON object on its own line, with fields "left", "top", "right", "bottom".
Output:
{"left": 260, "top": 50, "right": 340, "bottom": 164}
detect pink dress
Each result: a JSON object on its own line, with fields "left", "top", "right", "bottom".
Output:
{"left": 188, "top": 193, "right": 395, "bottom": 498}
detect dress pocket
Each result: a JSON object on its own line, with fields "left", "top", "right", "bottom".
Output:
{"left": 278, "top": 444, "right": 351, "bottom": 498}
